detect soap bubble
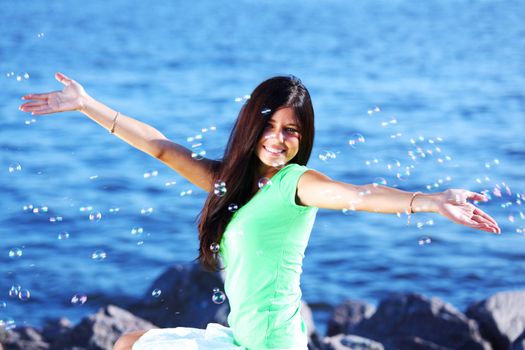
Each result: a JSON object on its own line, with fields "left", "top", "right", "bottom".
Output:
{"left": 212, "top": 288, "right": 226, "bottom": 304}
{"left": 258, "top": 177, "right": 272, "bottom": 189}
{"left": 18, "top": 289, "right": 31, "bottom": 301}
{"left": 58, "top": 232, "right": 70, "bottom": 240}
{"left": 228, "top": 203, "right": 239, "bottom": 212}
{"left": 261, "top": 107, "right": 272, "bottom": 115}
{"left": 8, "top": 248, "right": 22, "bottom": 259}
{"left": 210, "top": 242, "right": 220, "bottom": 254}
{"left": 89, "top": 212, "right": 102, "bottom": 222}
{"left": 9, "top": 285, "right": 21, "bottom": 298}
{"left": 8, "top": 163, "right": 22, "bottom": 173}
{"left": 151, "top": 289, "right": 162, "bottom": 298}
{"left": 131, "top": 227, "right": 144, "bottom": 236}
{"left": 71, "top": 294, "right": 88, "bottom": 305}
{"left": 318, "top": 150, "right": 337, "bottom": 162}
{"left": 372, "top": 178, "right": 387, "bottom": 187}
{"left": 191, "top": 148, "right": 206, "bottom": 160}
{"left": 91, "top": 250, "right": 107, "bottom": 261}
{"left": 348, "top": 133, "right": 365, "bottom": 148}
{"left": 143, "top": 170, "right": 158, "bottom": 178}
{"left": 214, "top": 181, "right": 227, "bottom": 197}
{"left": 418, "top": 236, "right": 432, "bottom": 246}
{"left": 140, "top": 207, "right": 154, "bottom": 216}
{"left": 0, "top": 301, "right": 6, "bottom": 309}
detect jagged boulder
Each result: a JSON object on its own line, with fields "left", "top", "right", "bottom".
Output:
{"left": 352, "top": 293, "right": 490, "bottom": 350}
{"left": 466, "top": 290, "right": 525, "bottom": 350}
{"left": 1, "top": 327, "right": 49, "bottom": 350}
{"left": 51, "top": 305, "right": 156, "bottom": 350}
{"left": 326, "top": 300, "right": 375, "bottom": 337}
{"left": 510, "top": 329, "right": 525, "bottom": 350}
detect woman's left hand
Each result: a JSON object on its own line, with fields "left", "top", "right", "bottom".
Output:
{"left": 435, "top": 189, "right": 501, "bottom": 234}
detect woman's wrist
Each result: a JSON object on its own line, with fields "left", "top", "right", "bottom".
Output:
{"left": 412, "top": 192, "right": 440, "bottom": 213}
{"left": 78, "top": 93, "right": 94, "bottom": 113}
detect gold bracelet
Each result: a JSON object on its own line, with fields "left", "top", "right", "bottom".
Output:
{"left": 109, "top": 111, "right": 120, "bottom": 134}
{"left": 407, "top": 191, "right": 422, "bottom": 225}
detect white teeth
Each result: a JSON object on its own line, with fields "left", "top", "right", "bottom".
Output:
{"left": 265, "top": 146, "right": 284, "bottom": 154}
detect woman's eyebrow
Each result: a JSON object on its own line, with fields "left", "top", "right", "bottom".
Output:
{"left": 267, "top": 120, "right": 299, "bottom": 127}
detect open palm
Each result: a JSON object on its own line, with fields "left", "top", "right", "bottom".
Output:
{"left": 20, "top": 72, "right": 86, "bottom": 115}
{"left": 436, "top": 189, "right": 500, "bottom": 234}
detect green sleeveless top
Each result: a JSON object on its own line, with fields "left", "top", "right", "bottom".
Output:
{"left": 219, "top": 163, "right": 318, "bottom": 349}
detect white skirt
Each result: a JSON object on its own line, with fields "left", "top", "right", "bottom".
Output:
{"left": 132, "top": 323, "right": 307, "bottom": 350}
{"left": 132, "top": 323, "right": 245, "bottom": 350}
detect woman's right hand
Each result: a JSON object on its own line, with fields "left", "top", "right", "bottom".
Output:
{"left": 19, "top": 72, "right": 88, "bottom": 115}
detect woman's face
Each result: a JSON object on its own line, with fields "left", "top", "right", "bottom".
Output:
{"left": 256, "top": 107, "right": 301, "bottom": 178}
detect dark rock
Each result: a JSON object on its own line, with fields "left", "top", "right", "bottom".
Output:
{"left": 466, "top": 290, "right": 525, "bottom": 350}
{"left": 326, "top": 300, "right": 375, "bottom": 336}
{"left": 42, "top": 318, "right": 73, "bottom": 344}
{"left": 52, "top": 305, "right": 156, "bottom": 350}
{"left": 510, "top": 329, "right": 525, "bottom": 350}
{"left": 323, "top": 334, "right": 384, "bottom": 350}
{"left": 352, "top": 293, "right": 490, "bottom": 350}
{"left": 129, "top": 263, "right": 230, "bottom": 328}
{"left": 395, "top": 336, "right": 450, "bottom": 350}
{"left": 1, "top": 327, "right": 49, "bottom": 350}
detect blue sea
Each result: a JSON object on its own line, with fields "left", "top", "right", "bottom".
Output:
{"left": 1, "top": 0, "right": 524, "bottom": 336}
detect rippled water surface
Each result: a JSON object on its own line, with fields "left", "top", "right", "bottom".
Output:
{"left": 1, "top": 0, "right": 524, "bottom": 335}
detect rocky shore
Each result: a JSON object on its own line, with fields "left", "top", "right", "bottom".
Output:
{"left": 1, "top": 263, "right": 524, "bottom": 350}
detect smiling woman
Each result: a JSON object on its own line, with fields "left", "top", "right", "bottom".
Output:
{"left": 19, "top": 74, "right": 500, "bottom": 350}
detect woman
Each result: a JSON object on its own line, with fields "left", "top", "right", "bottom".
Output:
{"left": 20, "top": 74, "right": 500, "bottom": 350}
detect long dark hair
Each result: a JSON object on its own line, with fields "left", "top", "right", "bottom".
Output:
{"left": 196, "top": 76, "right": 315, "bottom": 272}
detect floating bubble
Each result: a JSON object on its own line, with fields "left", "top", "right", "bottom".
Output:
{"left": 234, "top": 97, "right": 243, "bottom": 102}
{"left": 258, "top": 177, "right": 272, "bottom": 189}
{"left": 191, "top": 148, "right": 206, "bottom": 160}
{"left": 131, "top": 227, "right": 144, "bottom": 236}
{"left": 71, "top": 294, "right": 87, "bottom": 305}
{"left": 16, "top": 76, "right": 22, "bottom": 81}
{"left": 91, "top": 250, "right": 107, "bottom": 261}
{"left": 418, "top": 236, "right": 432, "bottom": 246}
{"left": 386, "top": 159, "right": 401, "bottom": 171}
{"left": 0, "top": 318, "right": 16, "bottom": 331}
{"left": 210, "top": 242, "right": 220, "bottom": 254}
{"left": 49, "top": 216, "right": 63, "bottom": 223}
{"left": 318, "top": 150, "right": 337, "bottom": 161}
{"left": 58, "top": 232, "right": 70, "bottom": 240}
{"left": 0, "top": 301, "right": 6, "bottom": 308}
{"left": 109, "top": 208, "right": 120, "bottom": 213}
{"left": 261, "top": 107, "right": 272, "bottom": 115}
{"left": 396, "top": 169, "right": 411, "bottom": 181}
{"left": 37, "top": 32, "right": 45, "bottom": 38}
{"left": 8, "top": 248, "right": 22, "bottom": 259}
{"left": 89, "top": 211, "right": 102, "bottom": 222}
{"left": 214, "top": 181, "right": 227, "bottom": 197}
{"left": 212, "top": 288, "right": 226, "bottom": 304}
{"left": 348, "top": 133, "right": 365, "bottom": 148}
{"left": 151, "top": 289, "right": 162, "bottom": 298}
{"left": 18, "top": 289, "right": 31, "bottom": 301}
{"left": 9, "top": 285, "right": 21, "bottom": 298}
{"left": 8, "top": 163, "right": 22, "bottom": 173}
{"left": 165, "top": 181, "right": 177, "bottom": 187}
{"left": 140, "top": 208, "right": 154, "bottom": 216}
{"left": 228, "top": 203, "right": 239, "bottom": 212}
{"left": 180, "top": 190, "right": 193, "bottom": 197}
{"left": 143, "top": 170, "right": 158, "bottom": 179}
{"left": 372, "top": 177, "right": 387, "bottom": 187}
{"left": 79, "top": 206, "right": 93, "bottom": 212}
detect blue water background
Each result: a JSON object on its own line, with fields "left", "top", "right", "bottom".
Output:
{"left": 1, "top": 0, "right": 524, "bottom": 335}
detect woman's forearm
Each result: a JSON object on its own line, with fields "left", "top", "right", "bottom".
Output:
{"left": 356, "top": 184, "right": 439, "bottom": 214}
{"left": 80, "top": 94, "right": 167, "bottom": 159}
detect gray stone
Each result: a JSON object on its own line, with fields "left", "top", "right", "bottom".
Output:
{"left": 352, "top": 293, "right": 490, "bottom": 350}
{"left": 323, "top": 334, "right": 384, "bottom": 350}
{"left": 466, "top": 290, "right": 525, "bottom": 350}
{"left": 326, "top": 300, "right": 375, "bottom": 336}
{"left": 1, "top": 327, "right": 49, "bottom": 350}
{"left": 52, "top": 305, "right": 156, "bottom": 350}
{"left": 42, "top": 318, "right": 73, "bottom": 345}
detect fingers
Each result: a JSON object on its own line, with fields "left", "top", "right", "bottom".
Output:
{"left": 467, "top": 191, "right": 488, "bottom": 202}
{"left": 21, "top": 92, "right": 54, "bottom": 101}
{"left": 470, "top": 215, "right": 501, "bottom": 234}
{"left": 473, "top": 208, "right": 499, "bottom": 227}
{"left": 55, "top": 72, "right": 72, "bottom": 86}
{"left": 19, "top": 101, "right": 47, "bottom": 111}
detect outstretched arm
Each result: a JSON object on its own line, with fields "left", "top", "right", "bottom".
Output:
{"left": 19, "top": 72, "right": 218, "bottom": 191}
{"left": 297, "top": 170, "right": 501, "bottom": 234}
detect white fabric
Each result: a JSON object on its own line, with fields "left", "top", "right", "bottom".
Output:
{"left": 132, "top": 323, "right": 245, "bottom": 350}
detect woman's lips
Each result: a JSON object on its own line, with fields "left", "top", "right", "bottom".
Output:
{"left": 263, "top": 145, "right": 285, "bottom": 155}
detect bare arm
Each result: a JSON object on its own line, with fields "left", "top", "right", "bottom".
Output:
{"left": 297, "top": 170, "right": 501, "bottom": 234}
{"left": 19, "top": 72, "right": 218, "bottom": 191}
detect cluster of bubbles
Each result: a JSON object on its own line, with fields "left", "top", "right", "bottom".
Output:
{"left": 234, "top": 95, "right": 251, "bottom": 103}
{"left": 6, "top": 72, "right": 29, "bottom": 82}
{"left": 8, "top": 285, "right": 30, "bottom": 301}
{"left": 187, "top": 125, "right": 216, "bottom": 161}
{"left": 71, "top": 294, "right": 88, "bottom": 305}
{"left": 140, "top": 207, "right": 154, "bottom": 216}
{"left": 214, "top": 180, "right": 227, "bottom": 197}
{"left": 318, "top": 150, "right": 337, "bottom": 162}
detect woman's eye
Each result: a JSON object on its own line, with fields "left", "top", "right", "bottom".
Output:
{"left": 286, "top": 128, "right": 299, "bottom": 134}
